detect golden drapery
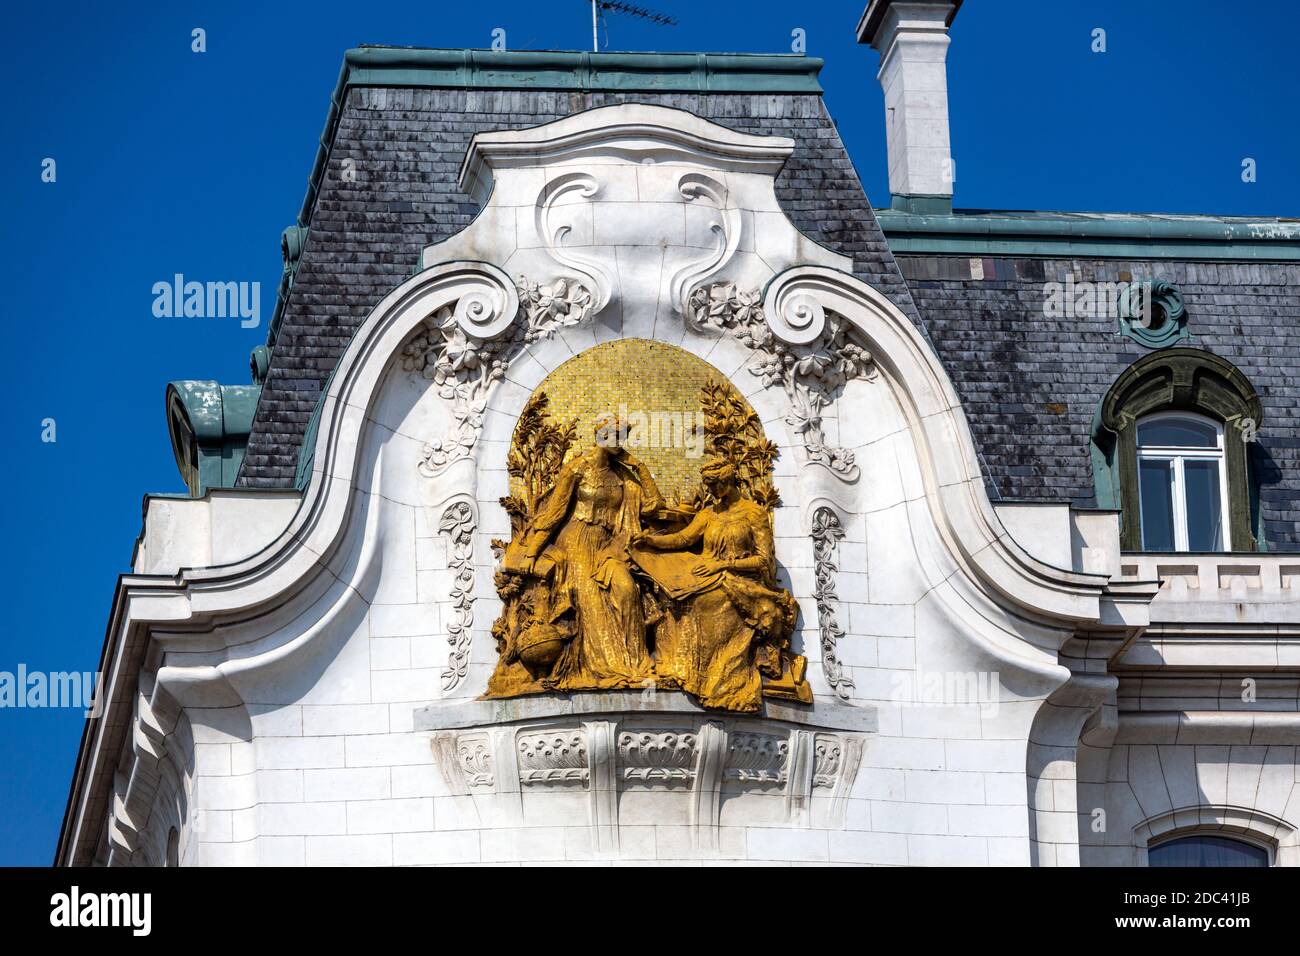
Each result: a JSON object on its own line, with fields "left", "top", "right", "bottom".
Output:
{"left": 487, "top": 447, "right": 660, "bottom": 697}
{"left": 631, "top": 498, "right": 798, "bottom": 712}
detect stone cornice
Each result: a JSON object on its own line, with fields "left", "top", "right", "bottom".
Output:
{"left": 460, "top": 103, "right": 795, "bottom": 202}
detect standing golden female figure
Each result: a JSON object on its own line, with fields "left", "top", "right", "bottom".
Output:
{"left": 631, "top": 458, "right": 809, "bottom": 713}
{"left": 498, "top": 418, "right": 661, "bottom": 691}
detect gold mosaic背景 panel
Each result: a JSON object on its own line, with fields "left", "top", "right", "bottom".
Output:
{"left": 508, "top": 338, "right": 721, "bottom": 507}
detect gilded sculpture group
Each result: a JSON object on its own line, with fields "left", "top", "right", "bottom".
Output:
{"left": 487, "top": 385, "right": 812, "bottom": 713}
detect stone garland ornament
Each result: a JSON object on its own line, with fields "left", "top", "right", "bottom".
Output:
{"left": 438, "top": 500, "right": 477, "bottom": 692}
{"left": 812, "top": 735, "right": 844, "bottom": 789}
{"left": 686, "top": 282, "right": 874, "bottom": 480}
{"left": 403, "top": 274, "right": 592, "bottom": 692}
{"left": 811, "top": 506, "right": 855, "bottom": 701}
{"left": 517, "top": 730, "right": 588, "bottom": 784}
{"left": 401, "top": 275, "right": 594, "bottom": 477}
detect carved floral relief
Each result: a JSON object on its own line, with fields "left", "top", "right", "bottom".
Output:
{"left": 687, "top": 282, "right": 874, "bottom": 479}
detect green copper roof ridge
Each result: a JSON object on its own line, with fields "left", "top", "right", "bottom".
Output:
{"left": 914, "top": 206, "right": 1299, "bottom": 221}
{"left": 877, "top": 208, "right": 1300, "bottom": 261}
{"left": 341, "top": 47, "right": 825, "bottom": 87}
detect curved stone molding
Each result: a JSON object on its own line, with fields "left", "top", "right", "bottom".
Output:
{"left": 1134, "top": 805, "right": 1297, "bottom": 866}
{"left": 459, "top": 103, "right": 796, "bottom": 200}
{"left": 423, "top": 103, "right": 853, "bottom": 331}
{"left": 438, "top": 499, "right": 477, "bottom": 691}
{"left": 402, "top": 272, "right": 589, "bottom": 477}
{"left": 535, "top": 172, "right": 615, "bottom": 314}
{"left": 811, "top": 506, "right": 855, "bottom": 701}
{"left": 669, "top": 172, "right": 742, "bottom": 313}
{"left": 687, "top": 280, "right": 873, "bottom": 480}
{"left": 757, "top": 266, "right": 1130, "bottom": 628}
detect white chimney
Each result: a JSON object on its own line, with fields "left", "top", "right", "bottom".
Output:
{"left": 857, "top": 0, "right": 961, "bottom": 214}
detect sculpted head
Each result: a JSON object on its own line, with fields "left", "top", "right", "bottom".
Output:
{"left": 594, "top": 412, "right": 630, "bottom": 455}
{"left": 700, "top": 457, "right": 738, "bottom": 499}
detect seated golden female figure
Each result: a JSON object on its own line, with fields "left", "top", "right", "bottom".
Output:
{"left": 632, "top": 458, "right": 807, "bottom": 712}
{"left": 503, "top": 417, "right": 662, "bottom": 691}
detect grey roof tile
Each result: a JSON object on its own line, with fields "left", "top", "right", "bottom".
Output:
{"left": 240, "top": 86, "right": 921, "bottom": 487}
{"left": 897, "top": 255, "right": 1300, "bottom": 550}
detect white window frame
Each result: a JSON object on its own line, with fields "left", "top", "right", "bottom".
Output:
{"left": 1135, "top": 410, "right": 1231, "bottom": 552}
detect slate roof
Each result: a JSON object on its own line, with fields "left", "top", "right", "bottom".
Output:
{"left": 235, "top": 47, "right": 1300, "bottom": 552}
{"left": 895, "top": 254, "right": 1300, "bottom": 550}
{"left": 238, "top": 50, "right": 921, "bottom": 488}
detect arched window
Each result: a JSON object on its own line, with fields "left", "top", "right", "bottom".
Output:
{"left": 1094, "top": 348, "right": 1263, "bottom": 551}
{"left": 1149, "top": 834, "right": 1269, "bottom": 867}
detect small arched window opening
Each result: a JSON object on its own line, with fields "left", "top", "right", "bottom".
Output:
{"left": 1149, "top": 834, "right": 1270, "bottom": 867}
{"left": 1094, "top": 348, "right": 1263, "bottom": 551}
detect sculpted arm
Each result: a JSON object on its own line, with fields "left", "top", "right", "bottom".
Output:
{"left": 632, "top": 459, "right": 665, "bottom": 515}
{"left": 636, "top": 509, "right": 708, "bottom": 551}
{"left": 523, "top": 460, "right": 580, "bottom": 558}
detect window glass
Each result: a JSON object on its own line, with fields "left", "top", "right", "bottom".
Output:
{"left": 1135, "top": 413, "right": 1231, "bottom": 552}
{"left": 1138, "top": 417, "right": 1219, "bottom": 448}
{"left": 1149, "top": 835, "right": 1268, "bottom": 867}
{"left": 1184, "top": 459, "right": 1224, "bottom": 551}
{"left": 1138, "top": 458, "right": 1176, "bottom": 551}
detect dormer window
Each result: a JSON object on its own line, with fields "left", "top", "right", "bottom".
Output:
{"left": 1093, "top": 348, "right": 1263, "bottom": 552}
{"left": 1136, "top": 412, "right": 1229, "bottom": 551}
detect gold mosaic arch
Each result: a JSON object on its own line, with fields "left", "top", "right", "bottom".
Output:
{"left": 508, "top": 338, "right": 741, "bottom": 506}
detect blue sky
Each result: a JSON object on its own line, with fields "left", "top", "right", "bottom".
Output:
{"left": 1, "top": 0, "right": 1295, "bottom": 865}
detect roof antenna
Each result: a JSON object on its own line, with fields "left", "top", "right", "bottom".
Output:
{"left": 590, "top": 0, "right": 678, "bottom": 52}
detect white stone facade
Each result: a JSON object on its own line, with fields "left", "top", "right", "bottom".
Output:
{"left": 59, "top": 103, "right": 1300, "bottom": 868}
